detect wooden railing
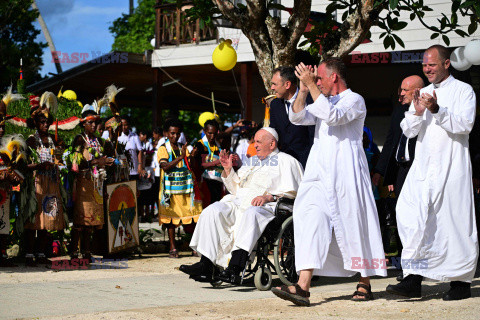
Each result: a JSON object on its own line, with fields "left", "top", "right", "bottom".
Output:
{"left": 155, "top": 1, "right": 218, "bottom": 47}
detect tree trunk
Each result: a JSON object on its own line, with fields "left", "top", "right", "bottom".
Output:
{"left": 31, "top": 0, "right": 63, "bottom": 74}
{"left": 213, "top": 0, "right": 310, "bottom": 92}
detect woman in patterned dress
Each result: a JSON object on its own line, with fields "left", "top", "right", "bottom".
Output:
{"left": 24, "top": 95, "right": 66, "bottom": 266}
{"left": 70, "top": 107, "right": 114, "bottom": 261}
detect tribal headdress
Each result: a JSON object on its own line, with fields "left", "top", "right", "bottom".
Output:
{"left": 0, "top": 134, "right": 27, "bottom": 180}
{"left": 29, "top": 91, "right": 57, "bottom": 119}
{"left": 1, "top": 85, "right": 24, "bottom": 126}
{"left": 103, "top": 84, "right": 124, "bottom": 131}
{"left": 80, "top": 99, "right": 106, "bottom": 123}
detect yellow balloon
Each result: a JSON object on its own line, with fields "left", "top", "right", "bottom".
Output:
{"left": 212, "top": 40, "right": 237, "bottom": 71}
{"left": 63, "top": 90, "right": 77, "bottom": 100}
{"left": 199, "top": 112, "right": 216, "bottom": 128}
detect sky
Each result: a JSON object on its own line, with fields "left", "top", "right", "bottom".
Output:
{"left": 35, "top": 0, "right": 129, "bottom": 77}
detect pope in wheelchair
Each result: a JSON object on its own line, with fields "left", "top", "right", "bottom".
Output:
{"left": 180, "top": 127, "right": 304, "bottom": 284}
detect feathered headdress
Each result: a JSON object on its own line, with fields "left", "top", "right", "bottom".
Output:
{"left": 0, "top": 134, "right": 27, "bottom": 181}
{"left": 1, "top": 85, "right": 24, "bottom": 125}
{"left": 103, "top": 84, "right": 124, "bottom": 130}
{"left": 80, "top": 99, "right": 107, "bottom": 122}
{"left": 31, "top": 91, "right": 57, "bottom": 119}
{"left": 261, "top": 94, "right": 276, "bottom": 127}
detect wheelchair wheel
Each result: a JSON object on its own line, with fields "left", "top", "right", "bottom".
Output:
{"left": 274, "top": 216, "right": 298, "bottom": 286}
{"left": 254, "top": 267, "right": 272, "bottom": 291}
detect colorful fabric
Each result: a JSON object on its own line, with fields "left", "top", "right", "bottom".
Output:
{"left": 73, "top": 135, "right": 107, "bottom": 227}
{"left": 201, "top": 136, "right": 222, "bottom": 182}
{"left": 0, "top": 184, "right": 10, "bottom": 235}
{"left": 24, "top": 132, "right": 65, "bottom": 231}
{"left": 157, "top": 142, "right": 201, "bottom": 225}
{"left": 161, "top": 141, "right": 193, "bottom": 195}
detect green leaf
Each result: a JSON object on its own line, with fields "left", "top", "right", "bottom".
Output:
{"left": 389, "top": 0, "right": 399, "bottom": 10}
{"left": 451, "top": 13, "right": 458, "bottom": 25}
{"left": 455, "top": 29, "right": 468, "bottom": 37}
{"left": 430, "top": 32, "right": 440, "bottom": 39}
{"left": 342, "top": 10, "right": 349, "bottom": 21}
{"left": 379, "top": 32, "right": 387, "bottom": 38}
{"left": 452, "top": 0, "right": 461, "bottom": 12}
{"left": 442, "top": 35, "right": 450, "bottom": 46}
{"left": 422, "top": 6, "right": 433, "bottom": 12}
{"left": 383, "top": 35, "right": 390, "bottom": 49}
{"left": 410, "top": 12, "right": 416, "bottom": 20}
{"left": 460, "top": 0, "right": 476, "bottom": 9}
{"left": 468, "top": 22, "right": 478, "bottom": 34}
{"left": 392, "top": 33, "right": 405, "bottom": 48}
{"left": 395, "top": 21, "right": 408, "bottom": 30}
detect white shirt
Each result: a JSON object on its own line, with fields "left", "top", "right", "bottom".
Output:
{"left": 118, "top": 131, "right": 143, "bottom": 175}
{"left": 285, "top": 88, "right": 299, "bottom": 115}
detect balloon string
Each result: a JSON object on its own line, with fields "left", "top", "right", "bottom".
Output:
{"left": 211, "top": 92, "right": 216, "bottom": 114}
{"left": 231, "top": 69, "right": 246, "bottom": 118}
{"left": 158, "top": 67, "right": 230, "bottom": 106}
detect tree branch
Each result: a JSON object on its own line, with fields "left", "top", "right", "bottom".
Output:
{"left": 324, "top": 0, "right": 387, "bottom": 58}
{"left": 212, "top": 0, "right": 244, "bottom": 28}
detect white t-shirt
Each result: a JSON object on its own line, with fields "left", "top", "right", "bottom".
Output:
{"left": 118, "top": 131, "right": 143, "bottom": 175}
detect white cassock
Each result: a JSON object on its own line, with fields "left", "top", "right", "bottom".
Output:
{"left": 289, "top": 89, "right": 387, "bottom": 278}
{"left": 190, "top": 150, "right": 303, "bottom": 268}
{"left": 398, "top": 75, "right": 479, "bottom": 282}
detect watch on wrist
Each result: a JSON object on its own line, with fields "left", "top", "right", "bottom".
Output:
{"left": 272, "top": 195, "right": 278, "bottom": 202}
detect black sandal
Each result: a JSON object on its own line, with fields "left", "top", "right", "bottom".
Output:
{"left": 352, "top": 283, "right": 374, "bottom": 301}
{"left": 271, "top": 284, "right": 311, "bottom": 306}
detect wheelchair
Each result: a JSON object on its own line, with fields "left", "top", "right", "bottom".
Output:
{"left": 211, "top": 197, "right": 297, "bottom": 291}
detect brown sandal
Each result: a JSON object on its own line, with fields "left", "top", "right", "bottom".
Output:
{"left": 271, "top": 284, "right": 310, "bottom": 306}
{"left": 169, "top": 249, "right": 179, "bottom": 258}
{"left": 352, "top": 283, "right": 374, "bottom": 301}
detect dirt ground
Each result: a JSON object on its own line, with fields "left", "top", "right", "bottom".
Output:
{"left": 3, "top": 252, "right": 480, "bottom": 320}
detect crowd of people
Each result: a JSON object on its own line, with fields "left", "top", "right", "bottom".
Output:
{"left": 1, "top": 44, "right": 478, "bottom": 305}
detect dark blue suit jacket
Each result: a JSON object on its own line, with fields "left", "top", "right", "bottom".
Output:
{"left": 269, "top": 96, "right": 315, "bottom": 168}
{"left": 374, "top": 103, "right": 416, "bottom": 186}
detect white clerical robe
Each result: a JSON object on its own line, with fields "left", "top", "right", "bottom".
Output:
{"left": 190, "top": 150, "right": 303, "bottom": 267}
{"left": 289, "top": 89, "right": 387, "bottom": 278}
{"left": 398, "top": 75, "right": 479, "bottom": 282}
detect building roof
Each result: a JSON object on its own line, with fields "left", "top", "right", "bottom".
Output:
{"left": 27, "top": 51, "right": 243, "bottom": 114}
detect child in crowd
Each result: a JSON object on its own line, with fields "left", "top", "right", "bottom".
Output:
{"left": 195, "top": 120, "right": 224, "bottom": 204}
{"left": 158, "top": 118, "right": 201, "bottom": 258}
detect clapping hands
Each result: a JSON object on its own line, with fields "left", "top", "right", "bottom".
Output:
{"left": 295, "top": 63, "right": 317, "bottom": 92}
{"left": 413, "top": 89, "right": 439, "bottom": 116}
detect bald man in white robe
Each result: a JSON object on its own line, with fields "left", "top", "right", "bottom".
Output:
{"left": 180, "top": 128, "right": 304, "bottom": 283}
{"left": 386, "top": 45, "right": 478, "bottom": 301}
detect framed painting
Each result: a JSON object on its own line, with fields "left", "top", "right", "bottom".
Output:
{"left": 106, "top": 181, "right": 139, "bottom": 253}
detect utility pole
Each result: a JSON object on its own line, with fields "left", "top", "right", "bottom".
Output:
{"left": 31, "top": 0, "right": 63, "bottom": 74}
{"left": 129, "top": 0, "right": 134, "bottom": 15}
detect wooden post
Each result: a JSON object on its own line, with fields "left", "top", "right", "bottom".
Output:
{"left": 240, "top": 62, "right": 253, "bottom": 120}
{"left": 152, "top": 68, "right": 164, "bottom": 129}
{"left": 155, "top": 0, "right": 161, "bottom": 48}
{"left": 175, "top": 7, "right": 181, "bottom": 46}
{"left": 195, "top": 19, "right": 200, "bottom": 45}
